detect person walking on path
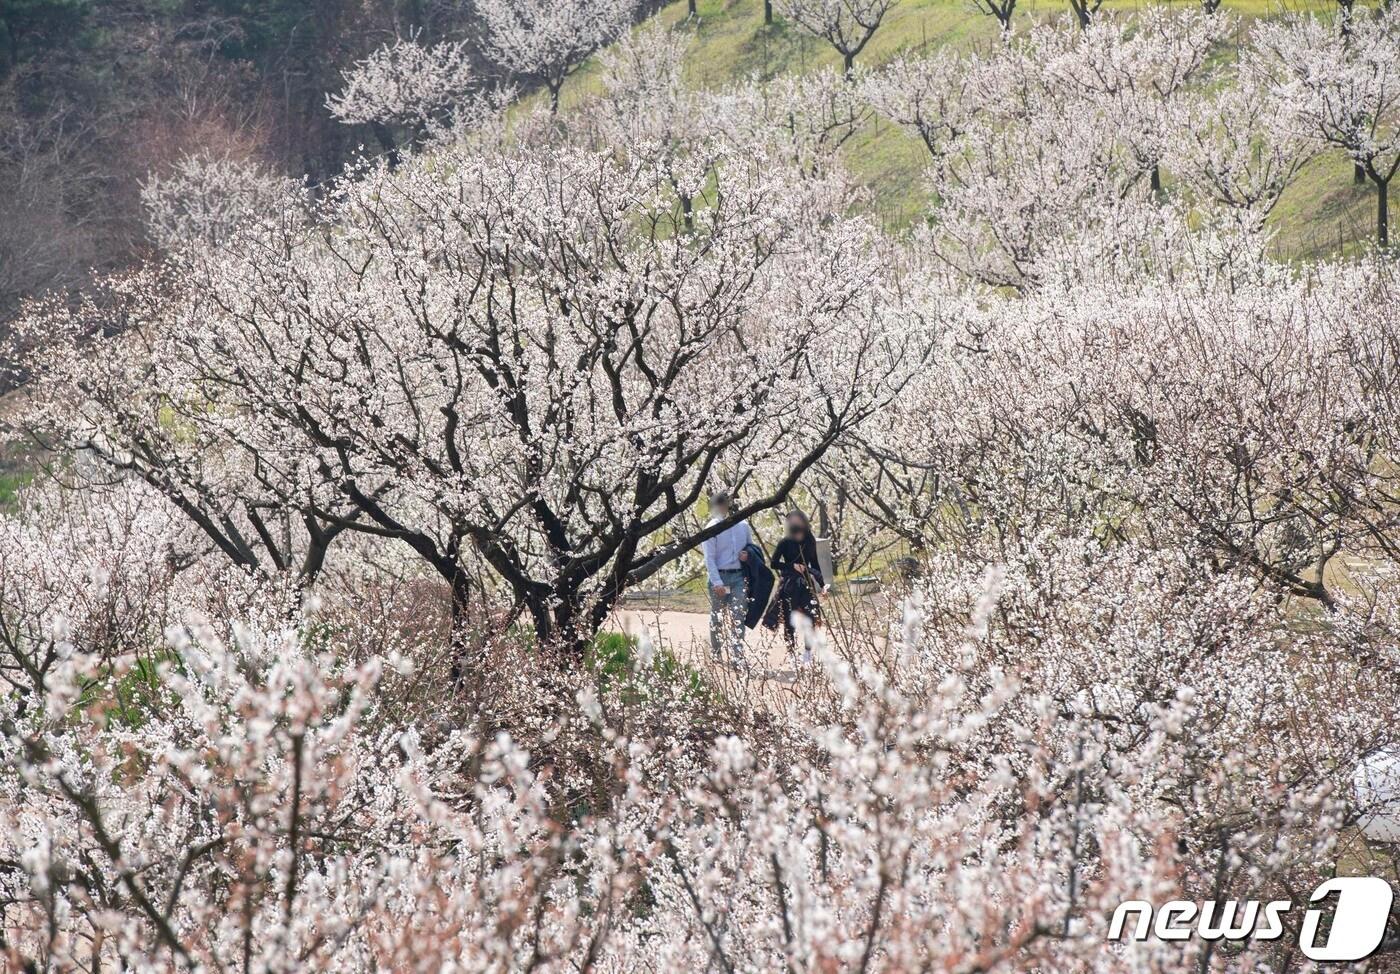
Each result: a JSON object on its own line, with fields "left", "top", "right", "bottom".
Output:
{"left": 767, "top": 509, "right": 824, "bottom": 654}
{"left": 702, "top": 490, "right": 751, "bottom": 669}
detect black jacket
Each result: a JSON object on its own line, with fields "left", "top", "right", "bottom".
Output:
{"left": 739, "top": 542, "right": 775, "bottom": 629}
{"left": 771, "top": 536, "right": 823, "bottom": 587}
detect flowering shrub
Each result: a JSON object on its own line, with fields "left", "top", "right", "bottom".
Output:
{"left": 1, "top": 492, "right": 1395, "bottom": 970}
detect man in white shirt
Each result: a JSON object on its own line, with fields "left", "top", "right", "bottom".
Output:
{"left": 701, "top": 490, "right": 751, "bottom": 668}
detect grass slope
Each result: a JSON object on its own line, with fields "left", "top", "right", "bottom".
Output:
{"left": 556, "top": 0, "right": 1369, "bottom": 256}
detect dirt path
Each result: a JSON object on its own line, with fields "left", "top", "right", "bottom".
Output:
{"left": 605, "top": 579, "right": 897, "bottom": 697}
{"left": 608, "top": 606, "right": 811, "bottom": 681}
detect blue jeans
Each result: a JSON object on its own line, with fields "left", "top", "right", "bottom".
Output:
{"left": 709, "top": 569, "right": 748, "bottom": 663}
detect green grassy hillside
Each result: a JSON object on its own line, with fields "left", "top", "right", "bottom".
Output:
{"left": 557, "top": 0, "right": 1371, "bottom": 258}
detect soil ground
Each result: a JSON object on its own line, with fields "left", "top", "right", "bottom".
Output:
{"left": 608, "top": 584, "right": 892, "bottom": 686}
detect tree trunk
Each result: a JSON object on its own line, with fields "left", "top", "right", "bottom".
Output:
{"left": 369, "top": 121, "right": 400, "bottom": 169}
{"left": 843, "top": 50, "right": 855, "bottom": 76}
{"left": 1377, "top": 175, "right": 1390, "bottom": 249}
{"left": 447, "top": 568, "right": 476, "bottom": 687}
{"left": 688, "top": 0, "right": 697, "bottom": 14}
{"left": 1150, "top": 165, "right": 1162, "bottom": 195}
{"left": 765, "top": 0, "right": 773, "bottom": 24}
{"left": 508, "top": 563, "right": 641, "bottom": 664}
{"left": 552, "top": 598, "right": 583, "bottom": 659}
{"left": 526, "top": 585, "right": 622, "bottom": 663}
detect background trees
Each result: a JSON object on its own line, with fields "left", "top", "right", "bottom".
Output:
{"left": 1167, "top": 59, "right": 1315, "bottom": 231}
{"left": 478, "top": 0, "right": 639, "bottom": 112}
{"left": 1260, "top": 8, "right": 1400, "bottom": 246}
{"left": 1053, "top": 9, "right": 1226, "bottom": 194}
{"left": 775, "top": 0, "right": 898, "bottom": 75}
{"left": 970, "top": 0, "right": 1017, "bottom": 35}
{"left": 3, "top": 0, "right": 1398, "bottom": 372}
{"left": 0, "top": 0, "right": 488, "bottom": 385}
{"left": 327, "top": 36, "right": 480, "bottom": 161}
{"left": 859, "top": 51, "right": 973, "bottom": 161}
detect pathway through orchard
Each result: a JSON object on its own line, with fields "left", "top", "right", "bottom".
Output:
{"left": 609, "top": 588, "right": 891, "bottom": 685}
{"left": 609, "top": 607, "right": 808, "bottom": 679}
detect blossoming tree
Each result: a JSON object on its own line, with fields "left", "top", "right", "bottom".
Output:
{"left": 12, "top": 115, "right": 918, "bottom": 660}
{"left": 326, "top": 35, "right": 480, "bottom": 162}
{"left": 478, "top": 0, "right": 639, "bottom": 113}
{"left": 775, "top": 0, "right": 899, "bottom": 75}
{"left": 1259, "top": 8, "right": 1400, "bottom": 247}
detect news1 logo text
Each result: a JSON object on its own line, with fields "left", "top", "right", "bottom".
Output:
{"left": 1109, "top": 877, "right": 1394, "bottom": 962}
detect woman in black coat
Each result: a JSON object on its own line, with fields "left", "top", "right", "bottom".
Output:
{"left": 768, "top": 509, "right": 824, "bottom": 649}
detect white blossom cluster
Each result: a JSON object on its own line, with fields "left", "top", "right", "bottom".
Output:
{"left": 2, "top": 474, "right": 1395, "bottom": 969}
{"left": 478, "top": 0, "right": 638, "bottom": 112}
{"left": 0, "top": 479, "right": 1394, "bottom": 969}
{"left": 327, "top": 36, "right": 478, "bottom": 131}
{"left": 141, "top": 152, "right": 304, "bottom": 250}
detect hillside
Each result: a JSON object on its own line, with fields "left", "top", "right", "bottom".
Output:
{"left": 557, "top": 0, "right": 1370, "bottom": 258}
{"left": 0, "top": 0, "right": 1373, "bottom": 354}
